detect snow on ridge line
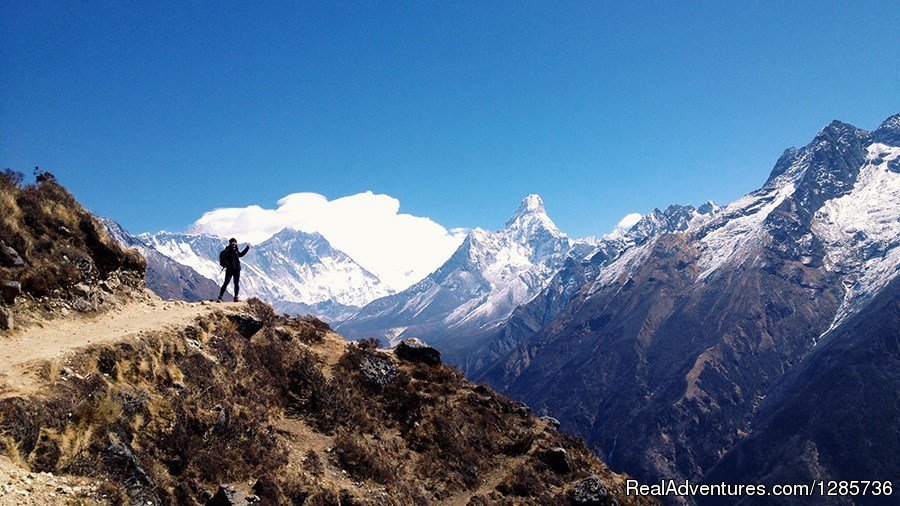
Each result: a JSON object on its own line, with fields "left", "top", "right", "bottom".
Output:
{"left": 813, "top": 143, "right": 900, "bottom": 331}
{"left": 576, "top": 127, "right": 898, "bottom": 328}
{"left": 696, "top": 181, "right": 799, "bottom": 280}
{"left": 689, "top": 144, "right": 815, "bottom": 280}
{"left": 141, "top": 230, "right": 393, "bottom": 307}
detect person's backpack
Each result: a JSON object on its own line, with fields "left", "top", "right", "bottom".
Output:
{"left": 219, "top": 249, "right": 229, "bottom": 269}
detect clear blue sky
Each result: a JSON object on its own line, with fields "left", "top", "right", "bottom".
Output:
{"left": 2, "top": 1, "right": 898, "bottom": 237}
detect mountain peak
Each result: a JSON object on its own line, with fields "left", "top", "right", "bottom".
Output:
{"left": 697, "top": 200, "right": 720, "bottom": 215}
{"left": 503, "top": 194, "right": 565, "bottom": 242}
{"left": 813, "top": 119, "right": 869, "bottom": 145}
{"left": 766, "top": 118, "right": 875, "bottom": 187}
{"left": 874, "top": 113, "right": 900, "bottom": 145}
{"left": 521, "top": 193, "right": 545, "bottom": 210}
{"left": 507, "top": 194, "right": 545, "bottom": 221}
{"left": 268, "top": 227, "right": 325, "bottom": 242}
{"left": 877, "top": 113, "right": 900, "bottom": 129}
{"left": 505, "top": 194, "right": 549, "bottom": 225}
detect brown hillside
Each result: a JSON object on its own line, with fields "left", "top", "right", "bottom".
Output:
{"left": 0, "top": 169, "right": 147, "bottom": 332}
{"left": 0, "top": 299, "right": 652, "bottom": 505}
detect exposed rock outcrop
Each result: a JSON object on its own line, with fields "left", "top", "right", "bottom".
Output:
{"left": 0, "top": 241, "right": 25, "bottom": 268}
{"left": 207, "top": 484, "right": 257, "bottom": 506}
{"left": 539, "top": 447, "right": 571, "bottom": 474}
{"left": 358, "top": 354, "right": 399, "bottom": 389}
{"left": 571, "top": 474, "right": 617, "bottom": 505}
{"left": 394, "top": 337, "right": 442, "bottom": 365}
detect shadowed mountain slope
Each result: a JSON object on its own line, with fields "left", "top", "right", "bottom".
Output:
{"left": 475, "top": 114, "right": 900, "bottom": 494}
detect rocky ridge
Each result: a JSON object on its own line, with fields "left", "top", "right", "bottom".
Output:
{"left": 474, "top": 114, "right": 900, "bottom": 495}
{"left": 337, "top": 195, "right": 607, "bottom": 356}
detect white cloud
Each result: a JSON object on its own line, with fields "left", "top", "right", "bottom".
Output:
{"left": 616, "top": 212, "right": 643, "bottom": 230}
{"left": 188, "top": 191, "right": 465, "bottom": 291}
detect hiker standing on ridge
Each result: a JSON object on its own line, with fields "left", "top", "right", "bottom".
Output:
{"left": 218, "top": 238, "right": 250, "bottom": 302}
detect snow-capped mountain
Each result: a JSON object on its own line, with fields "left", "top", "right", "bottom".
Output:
{"left": 240, "top": 228, "right": 393, "bottom": 308}
{"left": 139, "top": 231, "right": 226, "bottom": 284}
{"left": 131, "top": 228, "right": 394, "bottom": 318}
{"left": 689, "top": 116, "right": 900, "bottom": 323}
{"left": 465, "top": 201, "right": 720, "bottom": 374}
{"left": 101, "top": 219, "right": 221, "bottom": 301}
{"left": 812, "top": 127, "right": 900, "bottom": 328}
{"left": 619, "top": 201, "right": 720, "bottom": 244}
{"left": 337, "top": 194, "right": 596, "bottom": 346}
{"left": 563, "top": 116, "right": 898, "bottom": 315}
{"left": 474, "top": 113, "right": 900, "bottom": 487}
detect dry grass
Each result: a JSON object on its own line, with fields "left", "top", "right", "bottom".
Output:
{"left": 0, "top": 298, "right": 651, "bottom": 505}
{"left": 0, "top": 169, "right": 144, "bottom": 299}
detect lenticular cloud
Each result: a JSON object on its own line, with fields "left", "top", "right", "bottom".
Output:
{"left": 616, "top": 212, "right": 643, "bottom": 230}
{"left": 188, "top": 191, "right": 465, "bottom": 291}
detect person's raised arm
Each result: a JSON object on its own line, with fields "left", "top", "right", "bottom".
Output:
{"left": 239, "top": 244, "right": 250, "bottom": 256}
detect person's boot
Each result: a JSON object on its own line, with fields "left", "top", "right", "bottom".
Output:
{"left": 233, "top": 296, "right": 239, "bottom": 303}
{"left": 216, "top": 296, "right": 222, "bottom": 303}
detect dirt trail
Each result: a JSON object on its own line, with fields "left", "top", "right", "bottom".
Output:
{"left": 0, "top": 300, "right": 244, "bottom": 398}
{"left": 0, "top": 455, "right": 101, "bottom": 505}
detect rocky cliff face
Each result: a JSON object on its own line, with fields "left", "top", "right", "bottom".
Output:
{"left": 475, "top": 114, "right": 900, "bottom": 491}
{"left": 702, "top": 275, "right": 899, "bottom": 504}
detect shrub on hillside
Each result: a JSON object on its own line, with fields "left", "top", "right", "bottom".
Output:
{"left": 357, "top": 337, "right": 381, "bottom": 350}
{"left": 333, "top": 432, "right": 394, "bottom": 484}
{"left": 0, "top": 170, "right": 144, "bottom": 297}
{"left": 0, "top": 302, "right": 639, "bottom": 504}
